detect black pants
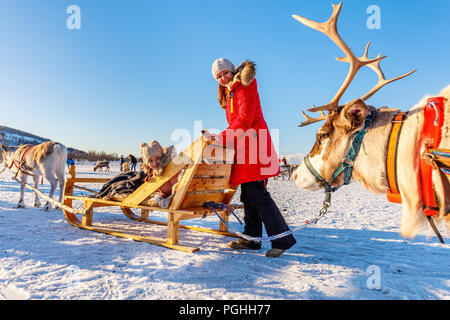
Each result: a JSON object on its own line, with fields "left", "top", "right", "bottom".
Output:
{"left": 240, "top": 180, "right": 296, "bottom": 250}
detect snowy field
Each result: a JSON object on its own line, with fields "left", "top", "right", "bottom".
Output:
{"left": 0, "top": 162, "right": 448, "bottom": 300}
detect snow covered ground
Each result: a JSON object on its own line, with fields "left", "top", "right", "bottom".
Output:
{"left": 0, "top": 163, "right": 448, "bottom": 300}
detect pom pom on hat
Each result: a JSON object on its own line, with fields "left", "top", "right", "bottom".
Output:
{"left": 141, "top": 140, "right": 164, "bottom": 164}
{"left": 211, "top": 58, "right": 235, "bottom": 79}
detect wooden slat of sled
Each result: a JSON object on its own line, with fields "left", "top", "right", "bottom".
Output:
{"left": 165, "top": 139, "right": 208, "bottom": 245}
{"left": 188, "top": 178, "right": 230, "bottom": 192}
{"left": 169, "top": 138, "right": 208, "bottom": 211}
{"left": 202, "top": 143, "right": 234, "bottom": 164}
{"left": 194, "top": 163, "right": 232, "bottom": 177}
{"left": 62, "top": 209, "right": 200, "bottom": 253}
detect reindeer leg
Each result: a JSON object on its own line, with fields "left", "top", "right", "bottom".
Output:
{"left": 56, "top": 169, "right": 65, "bottom": 205}
{"left": 16, "top": 175, "right": 27, "bottom": 208}
{"left": 32, "top": 175, "right": 41, "bottom": 207}
{"left": 43, "top": 174, "right": 57, "bottom": 211}
{"left": 399, "top": 194, "right": 426, "bottom": 239}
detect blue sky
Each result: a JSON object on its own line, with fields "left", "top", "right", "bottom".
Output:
{"left": 0, "top": 0, "right": 449, "bottom": 157}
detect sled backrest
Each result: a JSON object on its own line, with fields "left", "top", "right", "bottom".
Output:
{"left": 122, "top": 137, "right": 236, "bottom": 210}
{"left": 171, "top": 142, "right": 235, "bottom": 209}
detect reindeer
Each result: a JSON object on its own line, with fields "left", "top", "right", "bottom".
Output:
{"left": 276, "top": 164, "right": 296, "bottom": 180}
{"left": 0, "top": 135, "right": 67, "bottom": 211}
{"left": 93, "top": 160, "right": 110, "bottom": 172}
{"left": 291, "top": 2, "right": 449, "bottom": 240}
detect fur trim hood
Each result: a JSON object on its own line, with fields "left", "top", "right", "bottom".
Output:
{"left": 233, "top": 60, "right": 256, "bottom": 87}
{"left": 218, "top": 60, "right": 256, "bottom": 109}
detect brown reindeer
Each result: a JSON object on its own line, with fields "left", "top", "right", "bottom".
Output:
{"left": 291, "top": 2, "right": 449, "bottom": 239}
{"left": 93, "top": 160, "right": 110, "bottom": 172}
{"left": 0, "top": 136, "right": 67, "bottom": 211}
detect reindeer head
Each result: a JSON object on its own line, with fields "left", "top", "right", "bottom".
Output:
{"left": 0, "top": 145, "right": 5, "bottom": 168}
{"left": 0, "top": 133, "right": 7, "bottom": 167}
{"left": 0, "top": 134, "right": 16, "bottom": 170}
{"left": 291, "top": 2, "right": 415, "bottom": 191}
{"left": 1, "top": 146, "right": 15, "bottom": 167}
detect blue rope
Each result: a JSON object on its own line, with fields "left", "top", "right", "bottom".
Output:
{"left": 203, "top": 201, "right": 320, "bottom": 242}
{"left": 203, "top": 201, "right": 243, "bottom": 225}
{"left": 431, "top": 149, "right": 450, "bottom": 158}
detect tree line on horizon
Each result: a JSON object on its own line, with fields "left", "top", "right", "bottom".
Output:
{"left": 0, "top": 125, "right": 142, "bottom": 163}
{"left": 68, "top": 150, "right": 120, "bottom": 162}
{"left": 68, "top": 150, "right": 142, "bottom": 163}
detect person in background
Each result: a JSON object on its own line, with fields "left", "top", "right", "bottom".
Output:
{"left": 120, "top": 155, "right": 125, "bottom": 172}
{"left": 128, "top": 154, "right": 137, "bottom": 171}
{"left": 66, "top": 158, "right": 75, "bottom": 169}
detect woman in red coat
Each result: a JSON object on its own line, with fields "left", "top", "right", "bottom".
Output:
{"left": 208, "top": 58, "right": 296, "bottom": 257}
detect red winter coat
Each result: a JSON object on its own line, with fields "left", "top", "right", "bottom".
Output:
{"left": 217, "top": 61, "right": 280, "bottom": 186}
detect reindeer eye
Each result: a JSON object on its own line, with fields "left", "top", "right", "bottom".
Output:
{"left": 317, "top": 131, "right": 329, "bottom": 141}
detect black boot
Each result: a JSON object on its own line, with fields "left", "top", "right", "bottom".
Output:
{"left": 228, "top": 238, "right": 261, "bottom": 250}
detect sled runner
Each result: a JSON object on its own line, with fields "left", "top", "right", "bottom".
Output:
{"left": 62, "top": 136, "right": 243, "bottom": 253}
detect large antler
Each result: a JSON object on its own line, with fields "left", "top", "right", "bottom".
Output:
{"left": 363, "top": 59, "right": 416, "bottom": 102}
{"left": 292, "top": 2, "right": 385, "bottom": 112}
{"left": 337, "top": 41, "right": 417, "bottom": 101}
{"left": 298, "top": 110, "right": 327, "bottom": 127}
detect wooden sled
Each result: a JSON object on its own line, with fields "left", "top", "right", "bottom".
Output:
{"left": 62, "top": 136, "right": 243, "bottom": 253}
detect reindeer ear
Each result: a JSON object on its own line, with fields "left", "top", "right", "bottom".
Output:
{"left": 340, "top": 99, "right": 368, "bottom": 132}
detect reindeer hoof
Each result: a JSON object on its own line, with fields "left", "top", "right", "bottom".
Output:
{"left": 16, "top": 203, "right": 25, "bottom": 209}
{"left": 43, "top": 204, "right": 52, "bottom": 211}
{"left": 34, "top": 203, "right": 41, "bottom": 208}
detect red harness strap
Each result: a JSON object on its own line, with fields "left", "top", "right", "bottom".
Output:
{"left": 386, "top": 97, "right": 446, "bottom": 215}
{"left": 11, "top": 145, "right": 35, "bottom": 178}
{"left": 420, "top": 97, "right": 445, "bottom": 216}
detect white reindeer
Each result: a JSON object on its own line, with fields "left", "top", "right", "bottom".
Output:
{"left": 291, "top": 2, "right": 449, "bottom": 240}
{"left": 0, "top": 136, "right": 67, "bottom": 211}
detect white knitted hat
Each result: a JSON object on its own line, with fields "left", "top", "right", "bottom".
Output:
{"left": 141, "top": 140, "right": 164, "bottom": 163}
{"left": 211, "top": 58, "right": 235, "bottom": 79}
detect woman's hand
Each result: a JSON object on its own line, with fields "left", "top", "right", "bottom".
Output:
{"left": 202, "top": 130, "right": 218, "bottom": 142}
